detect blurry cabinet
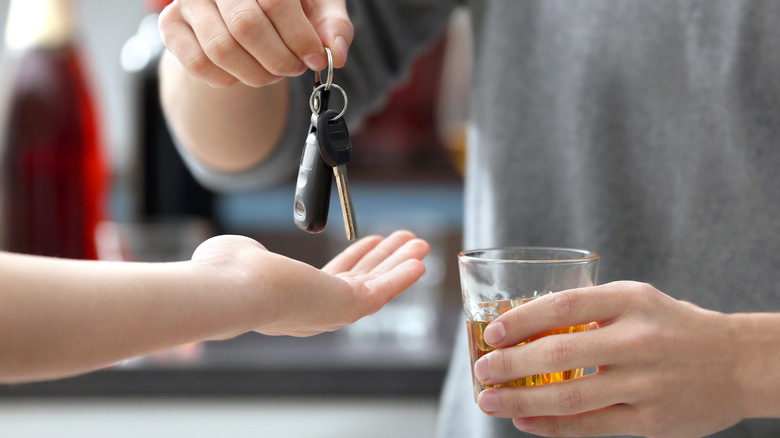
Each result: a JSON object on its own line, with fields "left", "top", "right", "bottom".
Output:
{"left": 122, "top": 6, "right": 215, "bottom": 223}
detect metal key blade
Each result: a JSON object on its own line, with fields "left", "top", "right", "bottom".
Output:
{"left": 333, "top": 164, "right": 357, "bottom": 240}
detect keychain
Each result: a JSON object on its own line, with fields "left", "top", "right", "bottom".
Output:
{"left": 293, "top": 48, "right": 357, "bottom": 240}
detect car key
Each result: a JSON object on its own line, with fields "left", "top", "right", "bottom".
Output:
{"left": 317, "top": 108, "right": 358, "bottom": 240}
{"left": 293, "top": 87, "right": 332, "bottom": 233}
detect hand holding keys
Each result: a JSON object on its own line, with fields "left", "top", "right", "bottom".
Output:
{"left": 294, "top": 48, "right": 358, "bottom": 240}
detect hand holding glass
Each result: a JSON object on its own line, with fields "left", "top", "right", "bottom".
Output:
{"left": 458, "top": 247, "right": 599, "bottom": 400}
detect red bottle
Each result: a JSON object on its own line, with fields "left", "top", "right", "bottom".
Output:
{"left": 0, "top": 0, "right": 106, "bottom": 259}
{"left": 147, "top": 0, "right": 173, "bottom": 11}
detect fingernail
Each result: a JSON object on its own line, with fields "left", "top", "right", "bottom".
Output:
{"left": 334, "top": 36, "right": 348, "bottom": 64}
{"left": 484, "top": 321, "right": 506, "bottom": 345}
{"left": 303, "top": 52, "right": 327, "bottom": 71}
{"left": 474, "top": 357, "right": 491, "bottom": 382}
{"left": 479, "top": 390, "right": 501, "bottom": 413}
{"left": 514, "top": 417, "right": 536, "bottom": 432}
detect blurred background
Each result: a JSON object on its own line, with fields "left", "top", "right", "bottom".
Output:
{"left": 0, "top": 1, "right": 470, "bottom": 436}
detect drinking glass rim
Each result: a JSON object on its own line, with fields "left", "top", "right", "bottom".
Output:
{"left": 458, "top": 246, "right": 600, "bottom": 264}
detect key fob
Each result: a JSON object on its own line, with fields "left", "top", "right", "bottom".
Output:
{"left": 293, "top": 130, "right": 332, "bottom": 233}
{"left": 316, "top": 109, "right": 352, "bottom": 167}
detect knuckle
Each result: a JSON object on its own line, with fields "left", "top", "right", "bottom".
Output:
{"left": 157, "top": 5, "right": 180, "bottom": 44}
{"left": 505, "top": 390, "right": 528, "bottom": 414}
{"left": 543, "top": 336, "right": 576, "bottom": 369}
{"left": 257, "top": 0, "right": 284, "bottom": 13}
{"left": 544, "top": 417, "right": 564, "bottom": 436}
{"left": 203, "top": 35, "right": 237, "bottom": 63}
{"left": 226, "top": 9, "right": 259, "bottom": 41}
{"left": 507, "top": 306, "right": 528, "bottom": 334}
{"left": 214, "top": 77, "right": 239, "bottom": 88}
{"left": 494, "top": 350, "right": 514, "bottom": 379}
{"left": 184, "top": 55, "right": 236, "bottom": 88}
{"left": 184, "top": 53, "right": 213, "bottom": 76}
{"left": 234, "top": 66, "right": 276, "bottom": 88}
{"left": 555, "top": 386, "right": 583, "bottom": 414}
{"left": 157, "top": 5, "right": 173, "bottom": 28}
{"left": 537, "top": 415, "right": 583, "bottom": 437}
{"left": 636, "top": 323, "right": 672, "bottom": 360}
{"left": 265, "top": 55, "right": 303, "bottom": 76}
{"left": 551, "top": 291, "right": 575, "bottom": 321}
{"left": 242, "top": 73, "right": 274, "bottom": 88}
{"left": 314, "top": 12, "right": 355, "bottom": 39}
{"left": 617, "top": 280, "right": 652, "bottom": 301}
{"left": 572, "top": 414, "right": 593, "bottom": 436}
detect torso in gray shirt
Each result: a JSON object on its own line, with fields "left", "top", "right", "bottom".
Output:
{"left": 177, "top": 1, "right": 780, "bottom": 436}
{"left": 445, "top": 1, "right": 780, "bottom": 436}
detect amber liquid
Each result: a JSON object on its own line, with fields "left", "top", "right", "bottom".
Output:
{"left": 467, "top": 298, "right": 588, "bottom": 399}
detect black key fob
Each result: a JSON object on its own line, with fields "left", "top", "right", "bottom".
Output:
{"left": 316, "top": 109, "right": 352, "bottom": 167}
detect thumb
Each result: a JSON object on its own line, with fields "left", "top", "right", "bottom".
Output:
{"left": 306, "top": 0, "right": 354, "bottom": 68}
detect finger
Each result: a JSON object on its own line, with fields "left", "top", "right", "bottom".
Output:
{"left": 216, "top": 0, "right": 310, "bottom": 76}
{"left": 322, "top": 234, "right": 383, "bottom": 274}
{"left": 360, "top": 259, "right": 427, "bottom": 313}
{"left": 256, "top": 0, "right": 329, "bottom": 71}
{"left": 303, "top": 0, "right": 354, "bottom": 67}
{"left": 180, "top": 0, "right": 278, "bottom": 86}
{"left": 159, "top": 5, "right": 240, "bottom": 87}
{"left": 349, "top": 230, "right": 418, "bottom": 274}
{"left": 486, "top": 282, "right": 636, "bottom": 348}
{"left": 367, "top": 238, "right": 430, "bottom": 276}
{"left": 512, "top": 404, "right": 638, "bottom": 437}
{"left": 475, "top": 326, "right": 628, "bottom": 385}
{"left": 477, "top": 371, "right": 631, "bottom": 419}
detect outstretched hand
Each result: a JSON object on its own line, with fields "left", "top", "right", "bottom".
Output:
{"left": 191, "top": 230, "right": 429, "bottom": 337}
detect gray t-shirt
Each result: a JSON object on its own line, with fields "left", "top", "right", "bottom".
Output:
{"left": 175, "top": 0, "right": 780, "bottom": 436}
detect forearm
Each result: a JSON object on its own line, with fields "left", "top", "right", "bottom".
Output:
{"left": 0, "top": 252, "right": 248, "bottom": 383}
{"left": 158, "top": 51, "right": 291, "bottom": 172}
{"left": 730, "top": 312, "right": 780, "bottom": 419}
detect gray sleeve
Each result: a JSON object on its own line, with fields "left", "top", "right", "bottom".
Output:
{"left": 172, "top": 79, "right": 310, "bottom": 193}
{"left": 176, "top": 0, "right": 462, "bottom": 193}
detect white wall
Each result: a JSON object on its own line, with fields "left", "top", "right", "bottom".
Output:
{"left": 0, "top": 398, "right": 439, "bottom": 438}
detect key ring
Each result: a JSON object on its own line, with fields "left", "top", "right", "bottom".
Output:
{"left": 309, "top": 47, "right": 347, "bottom": 120}
{"left": 323, "top": 47, "right": 334, "bottom": 90}
{"left": 309, "top": 83, "right": 348, "bottom": 120}
{"left": 313, "top": 48, "right": 335, "bottom": 90}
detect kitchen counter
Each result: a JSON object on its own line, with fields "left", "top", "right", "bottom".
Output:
{"left": 0, "top": 309, "right": 460, "bottom": 398}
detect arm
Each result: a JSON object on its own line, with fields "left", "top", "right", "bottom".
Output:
{"left": 0, "top": 231, "right": 428, "bottom": 383}
{"left": 158, "top": 0, "right": 460, "bottom": 183}
{"left": 158, "top": 54, "right": 290, "bottom": 172}
{"left": 157, "top": 0, "right": 353, "bottom": 173}
{"left": 730, "top": 312, "right": 780, "bottom": 419}
{"left": 470, "top": 281, "right": 780, "bottom": 437}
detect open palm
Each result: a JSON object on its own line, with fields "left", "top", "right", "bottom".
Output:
{"left": 191, "top": 231, "right": 430, "bottom": 337}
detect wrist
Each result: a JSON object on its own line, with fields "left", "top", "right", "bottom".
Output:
{"left": 728, "top": 312, "right": 780, "bottom": 419}
{"left": 181, "top": 257, "right": 255, "bottom": 342}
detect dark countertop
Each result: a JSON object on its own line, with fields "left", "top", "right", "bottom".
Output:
{"left": 0, "top": 309, "right": 461, "bottom": 399}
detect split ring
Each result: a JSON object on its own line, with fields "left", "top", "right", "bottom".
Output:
{"left": 309, "top": 83, "right": 348, "bottom": 121}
